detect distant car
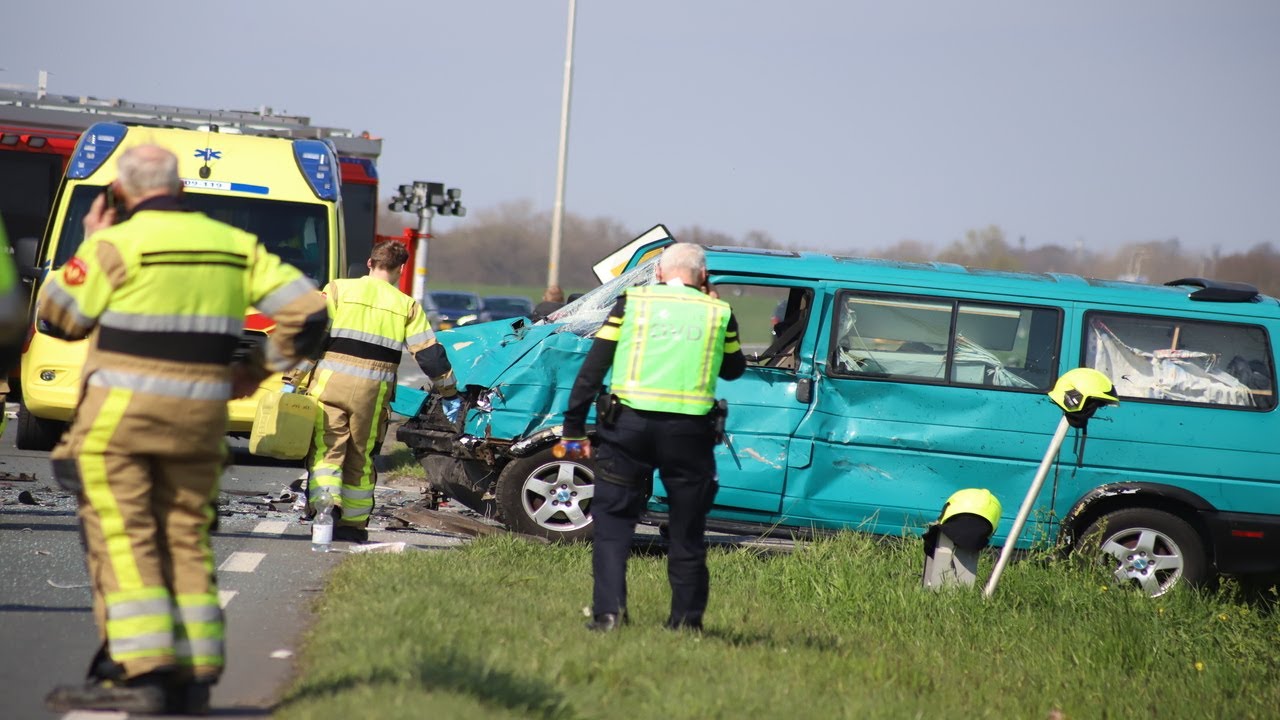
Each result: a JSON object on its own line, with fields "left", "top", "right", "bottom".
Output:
{"left": 483, "top": 295, "right": 535, "bottom": 321}
{"left": 429, "top": 290, "right": 488, "bottom": 330}
{"left": 419, "top": 292, "right": 443, "bottom": 331}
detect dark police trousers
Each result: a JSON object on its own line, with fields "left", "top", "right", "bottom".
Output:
{"left": 592, "top": 405, "right": 719, "bottom": 626}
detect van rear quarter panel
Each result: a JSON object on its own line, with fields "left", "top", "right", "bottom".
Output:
{"left": 1053, "top": 301, "right": 1280, "bottom": 520}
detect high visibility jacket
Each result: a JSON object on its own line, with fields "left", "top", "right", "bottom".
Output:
{"left": 318, "top": 276, "right": 455, "bottom": 394}
{"left": 612, "top": 285, "right": 731, "bottom": 415}
{"left": 37, "top": 203, "right": 329, "bottom": 401}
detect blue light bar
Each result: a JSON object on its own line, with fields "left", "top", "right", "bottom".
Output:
{"left": 293, "top": 139, "right": 338, "bottom": 201}
{"left": 67, "top": 123, "right": 128, "bottom": 179}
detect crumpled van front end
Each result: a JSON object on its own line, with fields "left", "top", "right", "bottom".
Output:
{"left": 397, "top": 262, "right": 657, "bottom": 541}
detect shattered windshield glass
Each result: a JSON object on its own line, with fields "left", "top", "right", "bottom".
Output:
{"left": 541, "top": 261, "right": 658, "bottom": 336}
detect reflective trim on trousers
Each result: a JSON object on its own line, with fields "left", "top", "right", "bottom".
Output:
{"left": 174, "top": 638, "right": 226, "bottom": 667}
{"left": 108, "top": 596, "right": 173, "bottom": 620}
{"left": 84, "top": 389, "right": 144, "bottom": 590}
{"left": 315, "top": 359, "right": 397, "bottom": 383}
{"left": 175, "top": 597, "right": 223, "bottom": 624}
{"left": 110, "top": 631, "right": 175, "bottom": 660}
{"left": 89, "top": 369, "right": 232, "bottom": 401}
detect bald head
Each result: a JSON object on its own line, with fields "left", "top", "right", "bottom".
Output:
{"left": 116, "top": 145, "right": 182, "bottom": 206}
{"left": 657, "top": 243, "right": 707, "bottom": 286}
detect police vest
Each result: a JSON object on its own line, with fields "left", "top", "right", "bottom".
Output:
{"left": 612, "top": 285, "right": 731, "bottom": 415}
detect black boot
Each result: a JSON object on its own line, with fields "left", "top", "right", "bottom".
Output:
{"left": 45, "top": 672, "right": 171, "bottom": 714}
{"left": 664, "top": 616, "right": 704, "bottom": 632}
{"left": 585, "top": 609, "right": 630, "bottom": 632}
{"left": 167, "top": 679, "right": 214, "bottom": 716}
{"left": 334, "top": 524, "right": 368, "bottom": 543}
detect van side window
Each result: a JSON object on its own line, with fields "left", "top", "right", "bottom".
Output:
{"left": 1084, "top": 312, "right": 1276, "bottom": 410}
{"left": 831, "top": 292, "right": 1060, "bottom": 391}
{"left": 713, "top": 284, "right": 811, "bottom": 370}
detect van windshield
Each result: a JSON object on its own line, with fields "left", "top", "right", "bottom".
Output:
{"left": 54, "top": 185, "right": 330, "bottom": 285}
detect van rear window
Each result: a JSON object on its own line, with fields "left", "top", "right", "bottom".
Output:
{"left": 830, "top": 292, "right": 1060, "bottom": 390}
{"left": 1084, "top": 312, "right": 1276, "bottom": 410}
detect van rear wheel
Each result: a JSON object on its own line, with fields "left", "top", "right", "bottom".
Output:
{"left": 1081, "top": 508, "right": 1209, "bottom": 597}
{"left": 496, "top": 448, "right": 595, "bottom": 542}
{"left": 16, "top": 404, "right": 64, "bottom": 452}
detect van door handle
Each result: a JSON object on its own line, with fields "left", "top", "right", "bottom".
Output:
{"left": 796, "top": 378, "right": 813, "bottom": 404}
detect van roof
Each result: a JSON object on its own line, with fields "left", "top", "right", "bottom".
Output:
{"left": 702, "top": 245, "right": 1280, "bottom": 318}
{"left": 77, "top": 123, "right": 327, "bottom": 202}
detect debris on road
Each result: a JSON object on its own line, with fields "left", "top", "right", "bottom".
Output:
{"left": 387, "top": 501, "right": 505, "bottom": 538}
{"left": 17, "top": 490, "right": 38, "bottom": 505}
{"left": 0, "top": 472, "right": 37, "bottom": 482}
{"left": 47, "top": 578, "right": 91, "bottom": 589}
{"left": 269, "top": 649, "right": 294, "bottom": 659}
{"left": 348, "top": 541, "right": 422, "bottom": 554}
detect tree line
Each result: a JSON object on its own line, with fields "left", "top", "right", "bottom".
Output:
{"left": 379, "top": 202, "right": 1280, "bottom": 297}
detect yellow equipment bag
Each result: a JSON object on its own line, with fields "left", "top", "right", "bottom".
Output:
{"left": 249, "top": 391, "right": 318, "bottom": 459}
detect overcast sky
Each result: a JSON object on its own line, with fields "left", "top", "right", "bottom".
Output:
{"left": 4, "top": 1, "right": 1278, "bottom": 256}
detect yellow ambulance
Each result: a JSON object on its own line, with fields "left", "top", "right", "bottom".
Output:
{"left": 14, "top": 122, "right": 345, "bottom": 450}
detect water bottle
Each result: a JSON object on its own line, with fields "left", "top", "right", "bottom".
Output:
{"left": 311, "top": 492, "right": 334, "bottom": 552}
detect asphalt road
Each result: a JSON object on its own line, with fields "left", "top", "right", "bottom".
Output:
{"left": 0, "top": 404, "right": 466, "bottom": 719}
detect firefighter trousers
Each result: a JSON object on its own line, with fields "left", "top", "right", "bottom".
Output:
{"left": 307, "top": 366, "right": 392, "bottom": 526}
{"left": 51, "top": 384, "right": 228, "bottom": 683}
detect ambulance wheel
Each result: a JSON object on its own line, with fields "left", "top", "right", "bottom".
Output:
{"left": 1081, "top": 508, "right": 1209, "bottom": 597}
{"left": 16, "top": 404, "right": 64, "bottom": 452}
{"left": 496, "top": 448, "right": 595, "bottom": 543}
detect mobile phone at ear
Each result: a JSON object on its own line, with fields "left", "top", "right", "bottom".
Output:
{"left": 103, "top": 185, "right": 119, "bottom": 212}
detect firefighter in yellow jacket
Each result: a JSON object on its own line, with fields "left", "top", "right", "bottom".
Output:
{"left": 40, "top": 145, "right": 329, "bottom": 715}
{"left": 307, "top": 241, "right": 458, "bottom": 542}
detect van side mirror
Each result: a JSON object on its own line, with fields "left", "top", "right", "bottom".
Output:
{"left": 796, "top": 378, "right": 813, "bottom": 404}
{"left": 14, "top": 237, "right": 41, "bottom": 280}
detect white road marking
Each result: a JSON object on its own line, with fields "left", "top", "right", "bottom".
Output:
{"left": 66, "top": 712, "right": 126, "bottom": 720}
{"left": 218, "top": 590, "right": 238, "bottom": 608}
{"left": 219, "top": 551, "right": 265, "bottom": 573}
{"left": 252, "top": 520, "right": 290, "bottom": 536}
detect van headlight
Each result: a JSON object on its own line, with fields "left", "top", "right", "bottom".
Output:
{"left": 457, "top": 314, "right": 479, "bottom": 326}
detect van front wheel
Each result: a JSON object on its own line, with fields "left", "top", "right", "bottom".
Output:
{"left": 16, "top": 404, "right": 65, "bottom": 452}
{"left": 496, "top": 448, "right": 596, "bottom": 543}
{"left": 1081, "top": 508, "right": 1209, "bottom": 597}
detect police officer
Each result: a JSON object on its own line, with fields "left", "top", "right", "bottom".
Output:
{"left": 40, "top": 145, "right": 329, "bottom": 715}
{"left": 558, "top": 243, "right": 745, "bottom": 632}
{"left": 305, "top": 241, "right": 460, "bottom": 542}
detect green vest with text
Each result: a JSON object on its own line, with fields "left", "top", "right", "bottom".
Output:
{"left": 611, "top": 285, "right": 731, "bottom": 415}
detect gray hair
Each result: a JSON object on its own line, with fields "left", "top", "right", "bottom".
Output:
{"left": 117, "top": 145, "right": 182, "bottom": 198}
{"left": 658, "top": 243, "right": 706, "bottom": 278}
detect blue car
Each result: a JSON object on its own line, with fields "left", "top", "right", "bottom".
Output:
{"left": 400, "top": 226, "right": 1280, "bottom": 596}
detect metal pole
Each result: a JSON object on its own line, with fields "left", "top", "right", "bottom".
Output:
{"left": 983, "top": 416, "right": 1072, "bottom": 598}
{"left": 412, "top": 207, "right": 433, "bottom": 304}
{"left": 547, "top": 0, "right": 577, "bottom": 288}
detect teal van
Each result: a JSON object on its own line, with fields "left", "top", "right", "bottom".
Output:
{"left": 399, "top": 227, "right": 1279, "bottom": 596}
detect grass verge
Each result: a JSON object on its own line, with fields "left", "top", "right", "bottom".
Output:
{"left": 276, "top": 533, "right": 1280, "bottom": 719}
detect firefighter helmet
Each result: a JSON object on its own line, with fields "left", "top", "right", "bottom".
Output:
{"left": 1048, "top": 368, "right": 1119, "bottom": 415}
